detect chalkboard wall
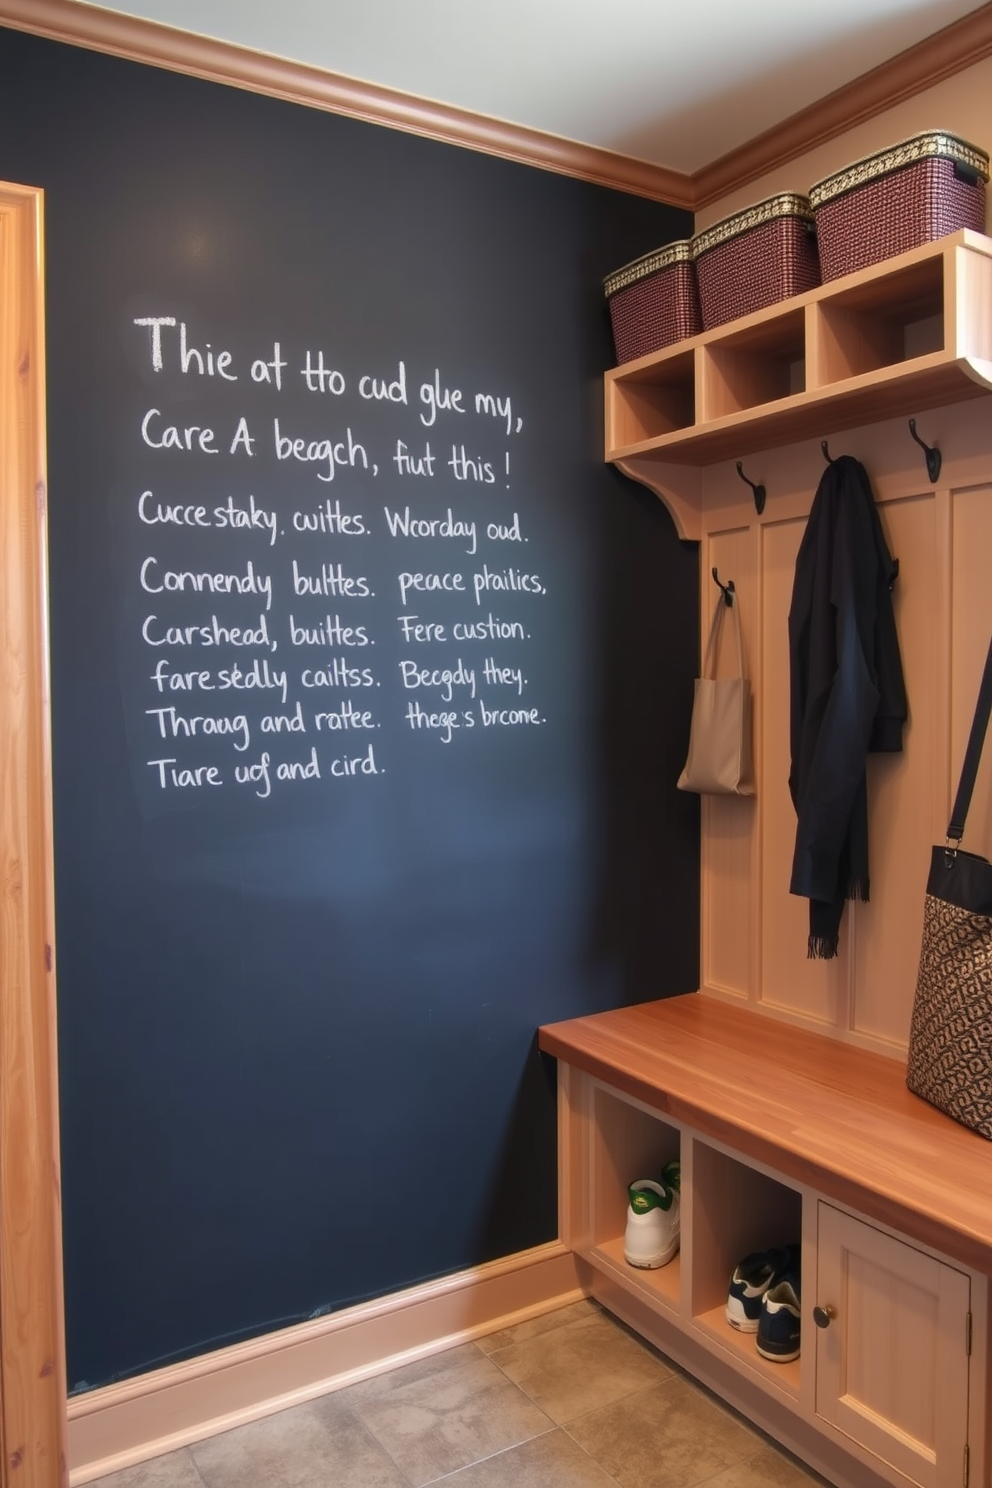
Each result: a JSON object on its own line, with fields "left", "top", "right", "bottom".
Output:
{"left": 0, "top": 26, "right": 699, "bottom": 1390}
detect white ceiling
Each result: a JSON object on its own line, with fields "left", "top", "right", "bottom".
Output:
{"left": 77, "top": 0, "right": 983, "bottom": 173}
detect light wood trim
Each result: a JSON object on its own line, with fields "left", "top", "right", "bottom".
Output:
{"left": 540, "top": 993, "right": 992, "bottom": 1277}
{"left": 612, "top": 459, "right": 703, "bottom": 541}
{"left": 67, "top": 1242, "right": 585, "bottom": 1485}
{"left": 0, "top": 182, "right": 67, "bottom": 1488}
{"left": 0, "top": 0, "right": 693, "bottom": 206}
{"left": 693, "top": 1, "right": 992, "bottom": 208}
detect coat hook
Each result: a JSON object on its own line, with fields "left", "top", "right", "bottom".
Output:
{"left": 821, "top": 440, "right": 834, "bottom": 464}
{"left": 736, "top": 461, "right": 766, "bottom": 515}
{"left": 908, "top": 419, "right": 942, "bottom": 483}
{"left": 712, "top": 567, "right": 735, "bottom": 608}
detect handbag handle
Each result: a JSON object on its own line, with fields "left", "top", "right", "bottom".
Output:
{"left": 701, "top": 589, "right": 745, "bottom": 682}
{"left": 947, "top": 627, "right": 992, "bottom": 844}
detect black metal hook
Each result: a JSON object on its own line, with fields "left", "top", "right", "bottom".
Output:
{"left": 712, "top": 567, "right": 735, "bottom": 607}
{"left": 821, "top": 440, "right": 834, "bottom": 464}
{"left": 908, "top": 419, "right": 942, "bottom": 483}
{"left": 736, "top": 461, "right": 766, "bottom": 515}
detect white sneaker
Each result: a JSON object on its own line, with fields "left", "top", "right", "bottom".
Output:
{"left": 623, "top": 1161, "right": 680, "bottom": 1268}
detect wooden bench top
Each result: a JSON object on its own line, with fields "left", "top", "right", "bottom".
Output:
{"left": 539, "top": 992, "right": 992, "bottom": 1275}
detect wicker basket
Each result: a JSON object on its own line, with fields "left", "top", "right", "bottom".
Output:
{"left": 809, "top": 132, "right": 989, "bottom": 282}
{"left": 691, "top": 195, "right": 821, "bottom": 330}
{"left": 604, "top": 240, "right": 701, "bottom": 363}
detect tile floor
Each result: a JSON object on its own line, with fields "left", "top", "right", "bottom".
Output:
{"left": 93, "top": 1301, "right": 830, "bottom": 1488}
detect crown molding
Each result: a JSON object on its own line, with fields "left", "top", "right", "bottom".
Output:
{"left": 2, "top": 0, "right": 992, "bottom": 215}
{"left": 693, "top": 2, "right": 992, "bottom": 208}
{"left": 0, "top": 0, "right": 695, "bottom": 208}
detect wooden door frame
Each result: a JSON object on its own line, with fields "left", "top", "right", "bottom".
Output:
{"left": 0, "top": 180, "right": 68, "bottom": 1486}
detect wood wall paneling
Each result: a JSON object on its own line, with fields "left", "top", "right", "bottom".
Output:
{"left": 692, "top": 398, "right": 992, "bottom": 1055}
{"left": 851, "top": 493, "right": 940, "bottom": 1049}
{"left": 757, "top": 515, "right": 846, "bottom": 1027}
{"left": 700, "top": 526, "right": 756, "bottom": 1002}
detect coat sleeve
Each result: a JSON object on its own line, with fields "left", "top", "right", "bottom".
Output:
{"left": 789, "top": 478, "right": 881, "bottom": 905}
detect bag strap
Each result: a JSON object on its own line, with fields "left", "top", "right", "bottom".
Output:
{"left": 700, "top": 589, "right": 745, "bottom": 681}
{"left": 948, "top": 627, "right": 992, "bottom": 843}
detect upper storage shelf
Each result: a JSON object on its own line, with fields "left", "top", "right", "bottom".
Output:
{"left": 605, "top": 228, "right": 992, "bottom": 475}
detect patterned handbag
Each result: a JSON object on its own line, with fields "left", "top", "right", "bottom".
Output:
{"left": 907, "top": 631, "right": 992, "bottom": 1138}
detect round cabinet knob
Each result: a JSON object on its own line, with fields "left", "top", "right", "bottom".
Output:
{"left": 813, "top": 1304, "right": 836, "bottom": 1329}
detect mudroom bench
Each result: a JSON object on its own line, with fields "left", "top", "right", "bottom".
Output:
{"left": 539, "top": 991, "right": 992, "bottom": 1488}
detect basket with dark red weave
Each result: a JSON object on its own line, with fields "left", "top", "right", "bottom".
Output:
{"left": 605, "top": 240, "right": 701, "bottom": 364}
{"left": 690, "top": 195, "right": 821, "bottom": 330}
{"left": 809, "top": 132, "right": 989, "bottom": 282}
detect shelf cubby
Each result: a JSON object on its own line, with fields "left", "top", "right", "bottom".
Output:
{"left": 604, "top": 229, "right": 992, "bottom": 481}
{"left": 808, "top": 255, "right": 944, "bottom": 388}
{"left": 605, "top": 347, "right": 694, "bottom": 447}
{"left": 698, "top": 308, "right": 805, "bottom": 422}
{"left": 585, "top": 1084, "right": 681, "bottom": 1310}
{"left": 592, "top": 1232, "right": 682, "bottom": 1311}
{"left": 689, "top": 1138, "right": 803, "bottom": 1394}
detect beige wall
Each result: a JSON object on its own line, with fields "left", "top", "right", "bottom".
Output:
{"left": 696, "top": 55, "right": 992, "bottom": 229}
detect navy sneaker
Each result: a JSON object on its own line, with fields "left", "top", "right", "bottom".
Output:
{"left": 726, "top": 1244, "right": 800, "bottom": 1333}
{"left": 756, "top": 1272, "right": 801, "bottom": 1362}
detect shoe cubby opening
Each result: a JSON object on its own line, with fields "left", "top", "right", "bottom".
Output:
{"left": 809, "top": 256, "right": 945, "bottom": 388}
{"left": 590, "top": 1085, "right": 681, "bottom": 1308}
{"left": 606, "top": 349, "right": 695, "bottom": 451}
{"left": 689, "top": 1140, "right": 803, "bottom": 1392}
{"left": 697, "top": 308, "right": 806, "bottom": 423}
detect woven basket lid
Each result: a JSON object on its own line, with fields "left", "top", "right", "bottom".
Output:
{"left": 604, "top": 239, "right": 693, "bottom": 299}
{"left": 690, "top": 194, "right": 815, "bottom": 261}
{"left": 809, "top": 131, "right": 990, "bottom": 208}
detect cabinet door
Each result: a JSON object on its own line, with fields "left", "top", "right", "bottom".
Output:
{"left": 815, "top": 1203, "right": 971, "bottom": 1488}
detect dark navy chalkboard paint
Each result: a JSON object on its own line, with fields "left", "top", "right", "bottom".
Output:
{"left": 0, "top": 26, "right": 699, "bottom": 1389}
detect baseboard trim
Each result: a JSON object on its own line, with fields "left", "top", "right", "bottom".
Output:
{"left": 67, "top": 1242, "right": 586, "bottom": 1484}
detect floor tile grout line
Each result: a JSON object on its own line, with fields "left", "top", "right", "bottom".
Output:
{"left": 339, "top": 1348, "right": 559, "bottom": 1487}
{"left": 560, "top": 1430, "right": 628, "bottom": 1488}
{"left": 415, "top": 1424, "right": 558, "bottom": 1486}
{"left": 548, "top": 1363, "right": 684, "bottom": 1432}
{"left": 473, "top": 1298, "right": 602, "bottom": 1358}
{"left": 345, "top": 1402, "right": 421, "bottom": 1488}
{"left": 415, "top": 1424, "right": 624, "bottom": 1488}
{"left": 184, "top": 1445, "right": 211, "bottom": 1488}
{"left": 687, "top": 1439, "right": 791, "bottom": 1488}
